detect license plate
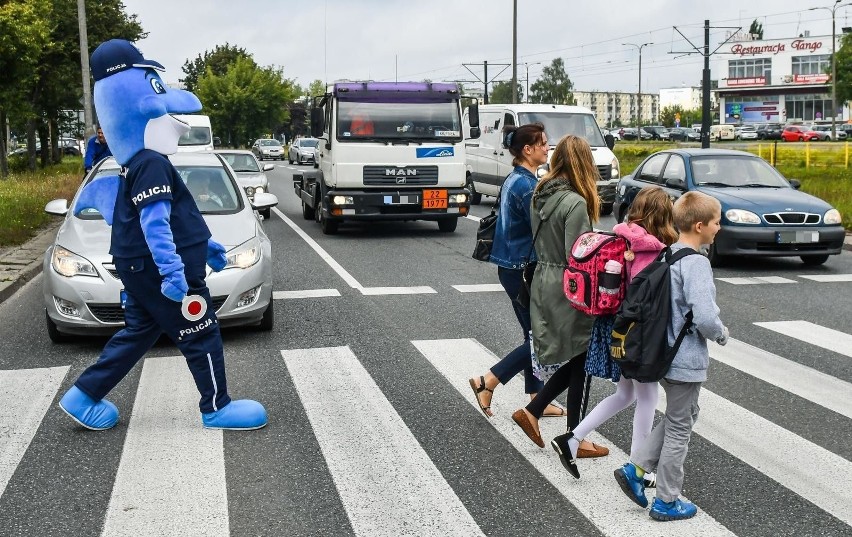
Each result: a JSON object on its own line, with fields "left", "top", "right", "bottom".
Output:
{"left": 776, "top": 231, "right": 819, "bottom": 244}
{"left": 120, "top": 289, "right": 127, "bottom": 309}
{"left": 422, "top": 189, "right": 447, "bottom": 209}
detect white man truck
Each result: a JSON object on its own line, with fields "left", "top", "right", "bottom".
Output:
{"left": 295, "top": 81, "right": 479, "bottom": 234}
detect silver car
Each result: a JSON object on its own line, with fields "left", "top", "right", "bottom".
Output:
{"left": 42, "top": 152, "right": 279, "bottom": 342}
{"left": 288, "top": 137, "right": 319, "bottom": 164}
{"left": 252, "top": 138, "right": 283, "bottom": 161}
{"left": 216, "top": 150, "right": 274, "bottom": 219}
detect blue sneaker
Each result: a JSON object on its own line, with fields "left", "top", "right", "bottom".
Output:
{"left": 614, "top": 463, "right": 648, "bottom": 508}
{"left": 58, "top": 386, "right": 119, "bottom": 430}
{"left": 202, "top": 400, "right": 267, "bottom": 430}
{"left": 649, "top": 497, "right": 698, "bottom": 521}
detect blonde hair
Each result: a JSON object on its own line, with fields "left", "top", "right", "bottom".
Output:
{"left": 673, "top": 191, "right": 721, "bottom": 233}
{"left": 535, "top": 135, "right": 600, "bottom": 223}
{"left": 627, "top": 187, "right": 678, "bottom": 245}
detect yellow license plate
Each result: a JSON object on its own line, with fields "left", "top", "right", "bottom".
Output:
{"left": 422, "top": 189, "right": 447, "bottom": 209}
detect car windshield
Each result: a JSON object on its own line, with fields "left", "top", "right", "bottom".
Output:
{"left": 74, "top": 164, "right": 241, "bottom": 219}
{"left": 691, "top": 156, "right": 791, "bottom": 188}
{"left": 178, "top": 127, "right": 211, "bottom": 146}
{"left": 337, "top": 100, "right": 462, "bottom": 142}
{"left": 519, "top": 112, "right": 606, "bottom": 147}
{"left": 300, "top": 139, "right": 319, "bottom": 147}
{"left": 220, "top": 153, "right": 260, "bottom": 173}
{"left": 260, "top": 139, "right": 281, "bottom": 147}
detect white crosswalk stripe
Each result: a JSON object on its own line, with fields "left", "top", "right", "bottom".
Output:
{"left": 797, "top": 274, "right": 852, "bottom": 282}
{"left": 754, "top": 320, "right": 852, "bottom": 358}
{"left": 716, "top": 276, "right": 797, "bottom": 285}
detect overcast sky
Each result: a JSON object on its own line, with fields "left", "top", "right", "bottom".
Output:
{"left": 119, "top": 0, "right": 852, "bottom": 95}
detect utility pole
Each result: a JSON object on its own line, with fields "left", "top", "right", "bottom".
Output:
{"left": 524, "top": 62, "right": 542, "bottom": 103}
{"left": 810, "top": 1, "right": 851, "bottom": 140}
{"left": 512, "top": 0, "right": 518, "bottom": 103}
{"left": 623, "top": 42, "right": 652, "bottom": 133}
{"left": 77, "top": 0, "right": 93, "bottom": 139}
{"left": 463, "top": 61, "right": 510, "bottom": 105}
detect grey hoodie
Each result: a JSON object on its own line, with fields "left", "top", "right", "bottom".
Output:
{"left": 666, "top": 243, "right": 726, "bottom": 382}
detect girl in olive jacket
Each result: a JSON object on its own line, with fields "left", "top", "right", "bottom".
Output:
{"left": 511, "top": 135, "right": 604, "bottom": 456}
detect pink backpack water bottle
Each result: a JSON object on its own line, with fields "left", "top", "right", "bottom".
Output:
{"left": 563, "top": 231, "right": 629, "bottom": 315}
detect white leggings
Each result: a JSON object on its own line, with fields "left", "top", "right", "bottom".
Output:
{"left": 571, "top": 377, "right": 659, "bottom": 459}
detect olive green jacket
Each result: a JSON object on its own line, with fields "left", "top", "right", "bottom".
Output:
{"left": 530, "top": 189, "right": 594, "bottom": 366}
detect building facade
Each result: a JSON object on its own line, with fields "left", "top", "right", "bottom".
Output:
{"left": 716, "top": 33, "right": 848, "bottom": 124}
{"left": 659, "top": 86, "right": 717, "bottom": 111}
{"left": 573, "top": 91, "right": 659, "bottom": 127}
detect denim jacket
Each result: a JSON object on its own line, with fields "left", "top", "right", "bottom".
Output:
{"left": 489, "top": 166, "right": 538, "bottom": 269}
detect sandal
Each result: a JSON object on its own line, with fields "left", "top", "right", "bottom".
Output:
{"left": 541, "top": 403, "right": 567, "bottom": 418}
{"left": 468, "top": 376, "right": 494, "bottom": 417}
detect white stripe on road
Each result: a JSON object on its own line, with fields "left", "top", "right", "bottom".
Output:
{"left": 465, "top": 215, "right": 481, "bottom": 222}
{"left": 709, "top": 338, "right": 852, "bottom": 419}
{"left": 451, "top": 284, "right": 504, "bottom": 293}
{"left": 414, "top": 338, "right": 733, "bottom": 536}
{"left": 102, "top": 356, "right": 228, "bottom": 537}
{"left": 273, "top": 289, "right": 341, "bottom": 300}
{"left": 0, "top": 366, "right": 69, "bottom": 497}
{"left": 659, "top": 386, "right": 852, "bottom": 526}
{"left": 754, "top": 320, "right": 852, "bottom": 358}
{"left": 281, "top": 346, "right": 483, "bottom": 537}
{"left": 358, "top": 286, "right": 437, "bottom": 295}
{"left": 798, "top": 273, "right": 852, "bottom": 282}
{"left": 716, "top": 276, "right": 797, "bottom": 285}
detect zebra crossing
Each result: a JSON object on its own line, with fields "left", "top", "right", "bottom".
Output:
{"left": 1, "top": 321, "right": 850, "bottom": 536}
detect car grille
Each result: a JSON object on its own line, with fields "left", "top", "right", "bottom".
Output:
{"left": 88, "top": 295, "right": 229, "bottom": 324}
{"left": 363, "top": 166, "right": 439, "bottom": 186}
{"left": 762, "top": 212, "right": 820, "bottom": 225}
{"left": 597, "top": 165, "right": 612, "bottom": 181}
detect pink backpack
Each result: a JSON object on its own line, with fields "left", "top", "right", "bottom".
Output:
{"left": 563, "top": 231, "right": 629, "bottom": 315}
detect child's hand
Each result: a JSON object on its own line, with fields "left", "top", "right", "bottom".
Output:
{"left": 716, "top": 325, "right": 729, "bottom": 346}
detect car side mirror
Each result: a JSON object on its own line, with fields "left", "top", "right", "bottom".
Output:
{"left": 605, "top": 133, "right": 615, "bottom": 150}
{"left": 788, "top": 179, "right": 801, "bottom": 189}
{"left": 251, "top": 192, "right": 279, "bottom": 210}
{"left": 45, "top": 199, "right": 69, "bottom": 216}
{"left": 467, "top": 102, "right": 479, "bottom": 128}
{"left": 263, "top": 164, "right": 274, "bottom": 172}
{"left": 469, "top": 126, "right": 481, "bottom": 139}
{"left": 665, "top": 178, "right": 687, "bottom": 190}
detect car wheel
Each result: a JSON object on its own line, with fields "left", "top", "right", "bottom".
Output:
{"left": 618, "top": 204, "right": 629, "bottom": 223}
{"left": 800, "top": 254, "right": 829, "bottom": 266}
{"left": 600, "top": 203, "right": 613, "bottom": 216}
{"left": 288, "top": 155, "right": 293, "bottom": 164}
{"left": 45, "top": 310, "right": 69, "bottom": 343}
{"left": 261, "top": 208, "right": 271, "bottom": 219}
{"left": 437, "top": 217, "right": 458, "bottom": 232}
{"left": 257, "top": 300, "right": 274, "bottom": 331}
{"left": 467, "top": 178, "right": 482, "bottom": 205}
{"left": 798, "top": 136, "right": 804, "bottom": 142}
{"left": 706, "top": 243, "right": 725, "bottom": 267}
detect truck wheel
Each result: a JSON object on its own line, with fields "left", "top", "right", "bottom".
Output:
{"left": 437, "top": 218, "right": 458, "bottom": 232}
{"left": 301, "top": 200, "right": 315, "bottom": 220}
{"left": 320, "top": 215, "right": 339, "bottom": 234}
{"left": 467, "top": 178, "right": 482, "bottom": 205}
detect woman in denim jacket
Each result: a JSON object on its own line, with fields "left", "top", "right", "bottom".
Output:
{"left": 468, "top": 122, "right": 564, "bottom": 420}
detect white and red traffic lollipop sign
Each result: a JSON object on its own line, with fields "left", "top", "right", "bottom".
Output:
{"left": 181, "top": 294, "right": 207, "bottom": 321}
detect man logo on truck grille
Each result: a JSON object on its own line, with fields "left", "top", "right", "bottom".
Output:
{"left": 385, "top": 168, "right": 418, "bottom": 176}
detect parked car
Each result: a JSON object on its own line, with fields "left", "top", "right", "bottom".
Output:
{"left": 811, "top": 124, "right": 847, "bottom": 141}
{"left": 614, "top": 148, "right": 844, "bottom": 266}
{"left": 667, "top": 127, "right": 701, "bottom": 142}
{"left": 216, "top": 149, "right": 274, "bottom": 218}
{"left": 251, "top": 138, "right": 284, "bottom": 160}
{"left": 756, "top": 123, "right": 783, "bottom": 140}
{"left": 620, "top": 127, "right": 652, "bottom": 141}
{"left": 42, "top": 152, "right": 280, "bottom": 342}
{"left": 781, "top": 125, "right": 822, "bottom": 142}
{"left": 288, "top": 137, "right": 319, "bottom": 164}
{"left": 735, "top": 125, "right": 759, "bottom": 140}
{"left": 608, "top": 128, "right": 623, "bottom": 141}
{"left": 642, "top": 125, "right": 669, "bottom": 140}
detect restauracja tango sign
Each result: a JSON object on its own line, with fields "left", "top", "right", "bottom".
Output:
{"left": 730, "top": 39, "right": 824, "bottom": 57}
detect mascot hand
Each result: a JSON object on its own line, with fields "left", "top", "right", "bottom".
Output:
{"left": 162, "top": 270, "right": 188, "bottom": 302}
{"left": 206, "top": 239, "right": 227, "bottom": 272}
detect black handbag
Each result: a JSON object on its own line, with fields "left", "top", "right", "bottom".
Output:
{"left": 472, "top": 187, "right": 502, "bottom": 262}
{"left": 515, "top": 222, "right": 544, "bottom": 309}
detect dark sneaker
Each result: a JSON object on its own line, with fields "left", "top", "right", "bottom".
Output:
{"left": 614, "top": 463, "right": 648, "bottom": 508}
{"left": 649, "top": 497, "right": 698, "bottom": 521}
{"left": 551, "top": 432, "right": 580, "bottom": 479}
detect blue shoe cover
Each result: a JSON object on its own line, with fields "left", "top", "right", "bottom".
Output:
{"left": 59, "top": 386, "right": 119, "bottom": 430}
{"left": 202, "top": 400, "right": 267, "bottom": 430}
{"left": 649, "top": 497, "right": 698, "bottom": 521}
{"left": 614, "top": 463, "right": 648, "bottom": 508}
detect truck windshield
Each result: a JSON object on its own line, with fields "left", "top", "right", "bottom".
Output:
{"left": 337, "top": 101, "right": 462, "bottom": 142}
{"left": 518, "top": 112, "right": 606, "bottom": 147}
{"left": 179, "top": 127, "right": 212, "bottom": 146}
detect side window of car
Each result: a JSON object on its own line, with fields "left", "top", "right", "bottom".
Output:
{"left": 504, "top": 113, "right": 515, "bottom": 128}
{"left": 662, "top": 155, "right": 686, "bottom": 185}
{"left": 637, "top": 153, "right": 669, "bottom": 183}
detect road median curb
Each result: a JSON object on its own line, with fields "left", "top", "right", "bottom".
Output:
{"left": 0, "top": 221, "right": 61, "bottom": 305}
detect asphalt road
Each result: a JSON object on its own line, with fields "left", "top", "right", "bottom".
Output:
{"left": 0, "top": 163, "right": 850, "bottom": 536}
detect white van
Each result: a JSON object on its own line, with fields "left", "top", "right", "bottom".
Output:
{"left": 462, "top": 104, "right": 619, "bottom": 215}
{"left": 709, "top": 124, "right": 735, "bottom": 141}
{"left": 174, "top": 114, "right": 214, "bottom": 152}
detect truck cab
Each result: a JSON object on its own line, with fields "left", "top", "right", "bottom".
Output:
{"left": 296, "top": 81, "right": 479, "bottom": 234}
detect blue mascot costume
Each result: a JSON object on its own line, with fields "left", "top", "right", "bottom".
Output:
{"left": 59, "top": 39, "right": 267, "bottom": 431}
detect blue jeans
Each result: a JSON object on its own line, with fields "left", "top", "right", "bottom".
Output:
{"left": 490, "top": 267, "right": 543, "bottom": 394}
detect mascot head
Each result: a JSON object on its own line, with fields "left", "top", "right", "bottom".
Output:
{"left": 92, "top": 39, "right": 202, "bottom": 165}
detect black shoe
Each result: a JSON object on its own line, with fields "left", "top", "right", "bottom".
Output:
{"left": 551, "top": 432, "right": 580, "bottom": 479}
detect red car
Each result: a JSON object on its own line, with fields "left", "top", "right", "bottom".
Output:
{"left": 780, "top": 125, "right": 822, "bottom": 142}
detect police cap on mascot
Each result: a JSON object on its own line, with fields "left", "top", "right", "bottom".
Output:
{"left": 59, "top": 39, "right": 267, "bottom": 431}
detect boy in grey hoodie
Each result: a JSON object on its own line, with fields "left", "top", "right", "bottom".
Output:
{"left": 614, "top": 191, "right": 729, "bottom": 521}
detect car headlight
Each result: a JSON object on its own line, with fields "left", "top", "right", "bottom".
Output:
{"left": 611, "top": 157, "right": 620, "bottom": 179}
{"left": 725, "top": 209, "right": 761, "bottom": 224}
{"left": 244, "top": 186, "right": 255, "bottom": 196}
{"left": 225, "top": 236, "right": 261, "bottom": 269}
{"left": 52, "top": 246, "right": 99, "bottom": 277}
{"left": 824, "top": 208, "right": 842, "bottom": 225}
{"left": 254, "top": 186, "right": 264, "bottom": 194}
{"left": 450, "top": 193, "right": 468, "bottom": 204}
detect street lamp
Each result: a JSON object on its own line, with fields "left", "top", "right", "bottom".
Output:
{"left": 623, "top": 42, "right": 653, "bottom": 135}
{"left": 524, "top": 62, "right": 542, "bottom": 103}
{"left": 809, "top": 1, "right": 851, "bottom": 139}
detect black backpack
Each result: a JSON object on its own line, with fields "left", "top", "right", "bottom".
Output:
{"left": 609, "top": 247, "right": 698, "bottom": 382}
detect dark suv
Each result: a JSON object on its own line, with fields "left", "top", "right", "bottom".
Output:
{"left": 756, "top": 123, "right": 783, "bottom": 140}
{"left": 642, "top": 125, "right": 669, "bottom": 140}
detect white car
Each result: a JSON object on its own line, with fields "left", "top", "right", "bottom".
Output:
{"left": 42, "top": 152, "right": 279, "bottom": 342}
{"left": 735, "top": 126, "right": 759, "bottom": 140}
{"left": 288, "top": 137, "right": 319, "bottom": 164}
{"left": 811, "top": 125, "right": 848, "bottom": 141}
{"left": 252, "top": 138, "right": 284, "bottom": 160}
{"left": 216, "top": 150, "right": 274, "bottom": 218}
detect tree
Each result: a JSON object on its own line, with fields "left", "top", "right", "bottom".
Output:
{"left": 181, "top": 44, "right": 253, "bottom": 93}
{"left": 307, "top": 79, "right": 326, "bottom": 97}
{"left": 529, "top": 58, "right": 574, "bottom": 105}
{"left": 489, "top": 81, "right": 523, "bottom": 104}
{"left": 659, "top": 106, "right": 701, "bottom": 128}
{"left": 833, "top": 32, "right": 852, "bottom": 106}
{"left": 749, "top": 19, "right": 764, "bottom": 40}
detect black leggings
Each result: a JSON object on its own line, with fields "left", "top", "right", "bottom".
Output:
{"left": 525, "top": 352, "right": 587, "bottom": 431}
